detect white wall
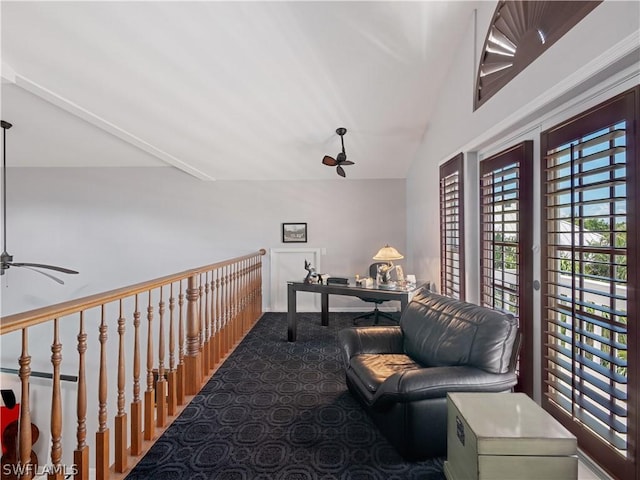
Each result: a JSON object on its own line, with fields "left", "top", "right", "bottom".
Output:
{"left": 0, "top": 166, "right": 406, "bottom": 316}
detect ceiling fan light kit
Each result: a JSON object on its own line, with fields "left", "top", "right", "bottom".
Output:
{"left": 322, "top": 127, "right": 354, "bottom": 177}
{"left": 1, "top": 120, "right": 79, "bottom": 284}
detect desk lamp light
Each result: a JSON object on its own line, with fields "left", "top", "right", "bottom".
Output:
{"left": 372, "top": 244, "right": 404, "bottom": 289}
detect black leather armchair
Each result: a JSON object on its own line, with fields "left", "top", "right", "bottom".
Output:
{"left": 338, "top": 291, "right": 519, "bottom": 460}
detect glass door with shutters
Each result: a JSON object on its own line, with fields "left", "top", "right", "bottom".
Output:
{"left": 480, "top": 141, "right": 534, "bottom": 395}
{"left": 541, "top": 87, "right": 638, "bottom": 480}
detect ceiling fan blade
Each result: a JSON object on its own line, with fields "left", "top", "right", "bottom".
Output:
{"left": 336, "top": 165, "right": 346, "bottom": 177}
{"left": 322, "top": 155, "right": 338, "bottom": 166}
{"left": 12, "top": 265, "right": 65, "bottom": 285}
{"left": 340, "top": 160, "right": 355, "bottom": 166}
{"left": 11, "top": 262, "right": 79, "bottom": 274}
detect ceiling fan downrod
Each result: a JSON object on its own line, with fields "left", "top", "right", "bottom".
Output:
{"left": 1, "top": 121, "right": 13, "bottom": 274}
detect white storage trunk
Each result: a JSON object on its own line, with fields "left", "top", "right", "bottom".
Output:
{"left": 444, "top": 392, "right": 578, "bottom": 480}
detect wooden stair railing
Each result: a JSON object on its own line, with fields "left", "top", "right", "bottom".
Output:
{"left": 0, "top": 249, "right": 266, "bottom": 480}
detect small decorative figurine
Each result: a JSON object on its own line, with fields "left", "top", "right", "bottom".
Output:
{"left": 377, "top": 263, "right": 396, "bottom": 284}
{"left": 304, "top": 260, "right": 321, "bottom": 284}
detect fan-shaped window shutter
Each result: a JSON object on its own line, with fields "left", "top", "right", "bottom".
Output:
{"left": 439, "top": 153, "right": 465, "bottom": 300}
{"left": 541, "top": 87, "right": 638, "bottom": 480}
{"left": 480, "top": 141, "right": 533, "bottom": 395}
{"left": 475, "top": 1, "right": 601, "bottom": 110}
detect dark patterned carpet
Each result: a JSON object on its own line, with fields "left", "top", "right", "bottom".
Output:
{"left": 126, "top": 312, "right": 445, "bottom": 480}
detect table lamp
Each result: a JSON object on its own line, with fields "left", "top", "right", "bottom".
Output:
{"left": 372, "top": 244, "right": 404, "bottom": 289}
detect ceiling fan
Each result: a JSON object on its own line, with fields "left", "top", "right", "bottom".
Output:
{"left": 322, "top": 127, "right": 354, "bottom": 177}
{"left": 1, "top": 120, "right": 79, "bottom": 284}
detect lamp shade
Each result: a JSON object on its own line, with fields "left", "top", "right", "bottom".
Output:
{"left": 372, "top": 244, "right": 404, "bottom": 261}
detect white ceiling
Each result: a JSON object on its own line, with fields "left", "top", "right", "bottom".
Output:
{"left": 1, "top": 1, "right": 482, "bottom": 181}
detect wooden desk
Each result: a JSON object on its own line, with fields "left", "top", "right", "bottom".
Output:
{"left": 286, "top": 280, "right": 428, "bottom": 341}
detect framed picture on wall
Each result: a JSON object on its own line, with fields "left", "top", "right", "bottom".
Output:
{"left": 282, "top": 223, "right": 307, "bottom": 243}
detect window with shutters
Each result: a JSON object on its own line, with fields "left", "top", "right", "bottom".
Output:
{"left": 541, "top": 86, "right": 638, "bottom": 480}
{"left": 480, "top": 141, "right": 534, "bottom": 395}
{"left": 439, "top": 153, "right": 465, "bottom": 300}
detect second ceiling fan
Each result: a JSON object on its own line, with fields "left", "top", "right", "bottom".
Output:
{"left": 1, "top": 120, "right": 79, "bottom": 284}
{"left": 322, "top": 127, "right": 354, "bottom": 177}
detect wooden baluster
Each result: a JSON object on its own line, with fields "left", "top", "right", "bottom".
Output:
{"left": 203, "top": 273, "right": 211, "bottom": 374}
{"left": 239, "top": 262, "right": 244, "bottom": 335}
{"left": 222, "top": 265, "right": 229, "bottom": 355}
{"left": 167, "top": 284, "right": 178, "bottom": 416}
{"left": 144, "top": 293, "right": 155, "bottom": 441}
{"left": 185, "top": 275, "right": 202, "bottom": 395}
{"left": 258, "top": 255, "right": 264, "bottom": 319}
{"left": 210, "top": 270, "right": 217, "bottom": 367}
{"left": 213, "top": 268, "right": 222, "bottom": 365}
{"left": 130, "top": 295, "right": 143, "bottom": 456}
{"left": 229, "top": 264, "right": 234, "bottom": 348}
{"left": 246, "top": 258, "right": 252, "bottom": 326}
{"left": 16, "top": 329, "right": 34, "bottom": 480}
{"left": 156, "top": 287, "right": 167, "bottom": 428}
{"left": 215, "top": 268, "right": 222, "bottom": 364}
{"left": 236, "top": 262, "right": 243, "bottom": 336}
{"left": 236, "top": 261, "right": 242, "bottom": 336}
{"left": 228, "top": 264, "right": 234, "bottom": 346}
{"left": 252, "top": 255, "right": 259, "bottom": 324}
{"left": 233, "top": 263, "right": 239, "bottom": 344}
{"left": 257, "top": 255, "right": 263, "bottom": 320}
{"left": 114, "top": 300, "right": 127, "bottom": 472}
{"left": 49, "top": 319, "right": 63, "bottom": 480}
{"left": 242, "top": 259, "right": 249, "bottom": 333}
{"left": 209, "top": 271, "right": 216, "bottom": 369}
{"left": 176, "top": 282, "right": 185, "bottom": 405}
{"left": 247, "top": 258, "right": 253, "bottom": 328}
{"left": 74, "top": 313, "right": 89, "bottom": 480}
{"left": 233, "top": 262, "right": 242, "bottom": 343}
{"left": 199, "top": 275, "right": 206, "bottom": 379}
{"left": 96, "top": 307, "right": 109, "bottom": 480}
{"left": 248, "top": 257, "right": 253, "bottom": 325}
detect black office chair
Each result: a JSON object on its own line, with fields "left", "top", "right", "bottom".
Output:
{"left": 352, "top": 262, "right": 396, "bottom": 325}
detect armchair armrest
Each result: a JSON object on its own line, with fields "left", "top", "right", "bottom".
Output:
{"left": 337, "top": 326, "right": 403, "bottom": 368}
{"left": 371, "top": 365, "right": 518, "bottom": 410}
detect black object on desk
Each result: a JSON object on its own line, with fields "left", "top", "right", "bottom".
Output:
{"left": 286, "top": 280, "right": 428, "bottom": 341}
{"left": 326, "top": 277, "right": 349, "bottom": 285}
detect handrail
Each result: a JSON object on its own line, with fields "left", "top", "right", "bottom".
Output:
{"left": 0, "top": 249, "right": 266, "bottom": 333}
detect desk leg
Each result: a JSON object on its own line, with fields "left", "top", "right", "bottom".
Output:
{"left": 400, "top": 295, "right": 408, "bottom": 314}
{"left": 287, "top": 284, "right": 297, "bottom": 342}
{"left": 321, "top": 293, "right": 329, "bottom": 326}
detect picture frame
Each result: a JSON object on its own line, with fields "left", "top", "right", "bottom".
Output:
{"left": 282, "top": 223, "right": 307, "bottom": 243}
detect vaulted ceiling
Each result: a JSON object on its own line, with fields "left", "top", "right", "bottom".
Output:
{"left": 1, "top": 1, "right": 482, "bottom": 180}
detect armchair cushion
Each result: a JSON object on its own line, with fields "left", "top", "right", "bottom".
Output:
{"left": 349, "top": 354, "right": 421, "bottom": 393}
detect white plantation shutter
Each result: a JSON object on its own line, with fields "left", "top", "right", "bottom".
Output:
{"left": 479, "top": 141, "right": 534, "bottom": 396}
{"left": 541, "top": 87, "right": 638, "bottom": 480}
{"left": 439, "top": 154, "right": 465, "bottom": 300}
